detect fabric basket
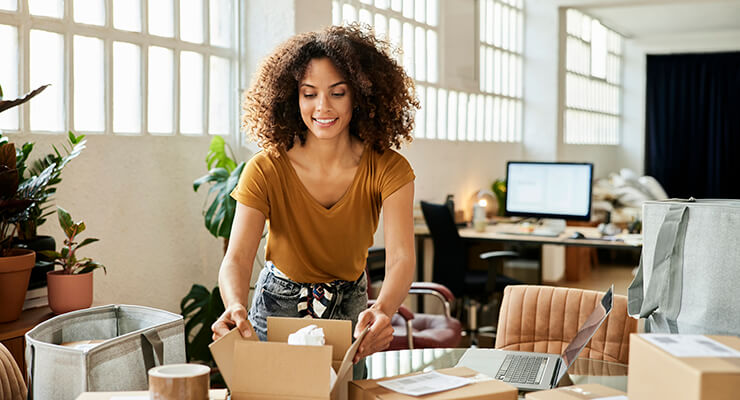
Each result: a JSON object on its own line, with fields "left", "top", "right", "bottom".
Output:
{"left": 628, "top": 198, "right": 740, "bottom": 335}
{"left": 25, "top": 304, "right": 186, "bottom": 400}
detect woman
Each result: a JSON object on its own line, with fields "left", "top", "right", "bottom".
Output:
{"left": 211, "top": 24, "right": 419, "bottom": 365}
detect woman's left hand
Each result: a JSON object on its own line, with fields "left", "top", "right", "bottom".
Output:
{"left": 353, "top": 306, "right": 394, "bottom": 363}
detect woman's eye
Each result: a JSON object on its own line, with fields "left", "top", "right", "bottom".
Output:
{"left": 332, "top": 92, "right": 345, "bottom": 97}
{"left": 303, "top": 93, "right": 316, "bottom": 98}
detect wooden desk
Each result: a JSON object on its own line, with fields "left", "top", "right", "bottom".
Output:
{"left": 0, "top": 306, "right": 54, "bottom": 381}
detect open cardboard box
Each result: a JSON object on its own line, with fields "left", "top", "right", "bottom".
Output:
{"left": 209, "top": 317, "right": 368, "bottom": 400}
{"left": 524, "top": 384, "right": 626, "bottom": 399}
{"left": 348, "top": 367, "right": 518, "bottom": 400}
{"left": 628, "top": 333, "right": 740, "bottom": 400}
{"left": 76, "top": 389, "right": 228, "bottom": 400}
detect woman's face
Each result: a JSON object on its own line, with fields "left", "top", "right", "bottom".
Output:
{"left": 298, "top": 57, "right": 353, "bottom": 142}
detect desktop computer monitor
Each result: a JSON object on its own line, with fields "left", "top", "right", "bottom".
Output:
{"left": 504, "top": 161, "right": 593, "bottom": 221}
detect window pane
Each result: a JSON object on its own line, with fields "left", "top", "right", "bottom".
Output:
{"left": 426, "top": 0, "right": 437, "bottom": 26}
{"left": 415, "top": 85, "right": 424, "bottom": 138}
{"left": 0, "top": 25, "right": 18, "bottom": 130}
{"left": 209, "top": 56, "right": 230, "bottom": 135}
{"left": 113, "top": 0, "right": 141, "bottom": 32}
{"left": 402, "top": 0, "right": 413, "bottom": 19}
{"left": 426, "top": 29, "right": 436, "bottom": 83}
{"left": 359, "top": 8, "right": 371, "bottom": 25}
{"left": 30, "top": 30, "right": 64, "bottom": 132}
{"left": 180, "top": 0, "right": 203, "bottom": 43}
{"left": 74, "top": 0, "right": 105, "bottom": 26}
{"left": 414, "top": 26, "right": 425, "bottom": 81}
{"left": 210, "top": 0, "right": 233, "bottom": 48}
{"left": 149, "top": 0, "right": 174, "bottom": 37}
{"left": 414, "top": 0, "right": 424, "bottom": 23}
{"left": 74, "top": 36, "right": 105, "bottom": 132}
{"left": 342, "top": 4, "right": 356, "bottom": 24}
{"left": 113, "top": 41, "right": 141, "bottom": 133}
{"left": 29, "top": 0, "right": 63, "bottom": 18}
{"left": 0, "top": 0, "right": 17, "bottom": 11}
{"left": 180, "top": 51, "right": 203, "bottom": 134}
{"left": 148, "top": 46, "right": 174, "bottom": 134}
{"left": 591, "top": 20, "right": 607, "bottom": 79}
{"left": 402, "top": 22, "right": 414, "bottom": 78}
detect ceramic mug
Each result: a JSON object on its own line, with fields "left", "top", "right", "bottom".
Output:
{"left": 148, "top": 363, "right": 210, "bottom": 400}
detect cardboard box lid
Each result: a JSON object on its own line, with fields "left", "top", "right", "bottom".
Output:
{"left": 267, "top": 317, "right": 352, "bottom": 361}
{"left": 350, "top": 367, "right": 518, "bottom": 400}
{"left": 209, "top": 317, "right": 369, "bottom": 399}
{"left": 634, "top": 334, "right": 740, "bottom": 373}
{"left": 524, "top": 384, "right": 626, "bottom": 399}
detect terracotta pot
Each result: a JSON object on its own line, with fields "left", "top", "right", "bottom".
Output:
{"left": 47, "top": 270, "right": 93, "bottom": 314}
{"left": 0, "top": 249, "right": 36, "bottom": 323}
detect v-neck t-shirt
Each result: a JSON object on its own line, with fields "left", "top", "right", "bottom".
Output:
{"left": 230, "top": 146, "right": 415, "bottom": 283}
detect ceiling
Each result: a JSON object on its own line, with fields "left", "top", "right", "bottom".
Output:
{"left": 570, "top": 0, "right": 740, "bottom": 39}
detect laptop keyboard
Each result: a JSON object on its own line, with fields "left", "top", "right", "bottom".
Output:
{"left": 495, "top": 354, "right": 549, "bottom": 385}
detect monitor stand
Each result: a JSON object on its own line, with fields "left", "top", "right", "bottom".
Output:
{"left": 532, "top": 219, "right": 566, "bottom": 237}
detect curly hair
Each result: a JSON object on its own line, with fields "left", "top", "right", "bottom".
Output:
{"left": 241, "top": 24, "right": 420, "bottom": 156}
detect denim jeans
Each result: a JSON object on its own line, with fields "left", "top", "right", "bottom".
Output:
{"left": 248, "top": 262, "right": 369, "bottom": 379}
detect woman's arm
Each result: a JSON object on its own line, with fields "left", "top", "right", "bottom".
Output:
{"left": 211, "top": 202, "right": 266, "bottom": 340}
{"left": 354, "top": 181, "right": 416, "bottom": 361}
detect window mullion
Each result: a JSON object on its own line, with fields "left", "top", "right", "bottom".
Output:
{"left": 20, "top": 1, "right": 30, "bottom": 133}
{"left": 203, "top": 0, "right": 209, "bottom": 135}
{"left": 105, "top": 0, "right": 113, "bottom": 135}
{"left": 174, "top": 0, "right": 181, "bottom": 135}
{"left": 141, "top": 0, "right": 149, "bottom": 135}
{"left": 65, "top": 0, "right": 74, "bottom": 133}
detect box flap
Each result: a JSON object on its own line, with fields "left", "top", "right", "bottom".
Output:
{"left": 208, "top": 324, "right": 257, "bottom": 389}
{"left": 232, "top": 340, "right": 332, "bottom": 398}
{"left": 636, "top": 334, "right": 740, "bottom": 373}
{"left": 349, "top": 367, "right": 517, "bottom": 400}
{"left": 524, "top": 384, "right": 626, "bottom": 399}
{"left": 267, "top": 317, "right": 352, "bottom": 361}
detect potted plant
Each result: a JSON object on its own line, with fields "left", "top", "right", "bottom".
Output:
{"left": 0, "top": 142, "right": 55, "bottom": 322}
{"left": 193, "top": 136, "right": 245, "bottom": 253}
{"left": 0, "top": 83, "right": 55, "bottom": 322}
{"left": 40, "top": 207, "right": 106, "bottom": 314}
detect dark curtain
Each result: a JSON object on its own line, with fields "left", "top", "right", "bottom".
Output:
{"left": 645, "top": 52, "right": 740, "bottom": 199}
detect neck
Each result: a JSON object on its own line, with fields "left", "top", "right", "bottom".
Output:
{"left": 299, "top": 131, "right": 360, "bottom": 168}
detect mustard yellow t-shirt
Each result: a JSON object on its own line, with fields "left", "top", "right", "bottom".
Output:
{"left": 230, "top": 146, "right": 415, "bottom": 283}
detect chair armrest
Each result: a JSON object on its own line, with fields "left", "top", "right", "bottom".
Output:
{"left": 367, "top": 299, "right": 414, "bottom": 321}
{"left": 479, "top": 250, "right": 519, "bottom": 260}
{"left": 407, "top": 283, "right": 455, "bottom": 319}
{"left": 409, "top": 282, "right": 455, "bottom": 303}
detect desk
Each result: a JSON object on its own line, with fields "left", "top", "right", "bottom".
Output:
{"left": 365, "top": 348, "right": 628, "bottom": 399}
{"left": 414, "top": 223, "right": 641, "bottom": 284}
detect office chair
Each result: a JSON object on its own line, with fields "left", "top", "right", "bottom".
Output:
{"left": 366, "top": 255, "right": 462, "bottom": 350}
{"left": 420, "top": 201, "right": 521, "bottom": 337}
{"left": 495, "top": 285, "right": 638, "bottom": 364}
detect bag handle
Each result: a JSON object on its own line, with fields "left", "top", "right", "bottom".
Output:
{"left": 141, "top": 328, "right": 164, "bottom": 372}
{"left": 628, "top": 204, "right": 689, "bottom": 332}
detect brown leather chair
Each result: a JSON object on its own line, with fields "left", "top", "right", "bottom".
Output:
{"left": 0, "top": 342, "right": 27, "bottom": 400}
{"left": 494, "top": 285, "right": 637, "bottom": 364}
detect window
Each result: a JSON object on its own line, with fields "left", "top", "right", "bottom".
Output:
{"left": 0, "top": 0, "right": 238, "bottom": 136}
{"left": 562, "top": 8, "right": 623, "bottom": 145}
{"left": 334, "top": 0, "right": 522, "bottom": 142}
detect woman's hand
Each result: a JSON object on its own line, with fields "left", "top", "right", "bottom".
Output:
{"left": 353, "top": 306, "right": 394, "bottom": 363}
{"left": 211, "top": 303, "right": 252, "bottom": 340}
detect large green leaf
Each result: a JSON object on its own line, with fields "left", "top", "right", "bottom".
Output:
{"left": 180, "top": 284, "right": 225, "bottom": 363}
{"left": 58, "top": 206, "right": 73, "bottom": 233}
{"left": 206, "top": 136, "right": 237, "bottom": 172}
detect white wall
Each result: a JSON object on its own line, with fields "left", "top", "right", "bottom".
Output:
{"left": 8, "top": 0, "right": 655, "bottom": 313}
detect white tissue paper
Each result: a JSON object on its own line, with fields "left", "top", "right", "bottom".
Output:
{"left": 287, "top": 324, "right": 337, "bottom": 386}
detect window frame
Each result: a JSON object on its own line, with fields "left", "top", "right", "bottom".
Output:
{"left": 0, "top": 0, "right": 239, "bottom": 137}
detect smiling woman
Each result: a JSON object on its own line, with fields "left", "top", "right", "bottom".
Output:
{"left": 214, "top": 24, "right": 419, "bottom": 377}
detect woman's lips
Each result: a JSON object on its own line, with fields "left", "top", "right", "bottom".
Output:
{"left": 313, "top": 118, "right": 338, "bottom": 128}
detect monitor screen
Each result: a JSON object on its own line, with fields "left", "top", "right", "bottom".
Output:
{"left": 504, "top": 161, "right": 593, "bottom": 221}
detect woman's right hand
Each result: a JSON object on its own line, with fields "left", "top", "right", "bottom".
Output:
{"left": 211, "top": 303, "right": 252, "bottom": 340}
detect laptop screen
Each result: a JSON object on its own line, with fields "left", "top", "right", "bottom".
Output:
{"left": 555, "top": 286, "right": 614, "bottom": 384}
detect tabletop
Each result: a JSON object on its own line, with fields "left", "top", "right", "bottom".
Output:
{"left": 364, "top": 348, "right": 628, "bottom": 398}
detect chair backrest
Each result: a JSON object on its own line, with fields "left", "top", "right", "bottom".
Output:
{"left": 495, "top": 285, "right": 637, "bottom": 364}
{"left": 420, "top": 201, "right": 467, "bottom": 296}
{"left": 0, "top": 342, "right": 27, "bottom": 400}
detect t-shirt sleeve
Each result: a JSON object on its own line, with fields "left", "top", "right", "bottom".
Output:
{"left": 230, "top": 155, "right": 270, "bottom": 218}
{"left": 379, "top": 151, "right": 415, "bottom": 202}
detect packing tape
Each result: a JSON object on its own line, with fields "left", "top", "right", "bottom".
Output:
{"left": 148, "top": 363, "right": 210, "bottom": 400}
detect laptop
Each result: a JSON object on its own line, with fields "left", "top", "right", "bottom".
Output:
{"left": 456, "top": 285, "right": 614, "bottom": 392}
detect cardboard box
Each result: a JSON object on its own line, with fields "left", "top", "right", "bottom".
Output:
{"left": 524, "top": 384, "right": 626, "bottom": 399}
{"left": 628, "top": 333, "right": 740, "bottom": 400}
{"left": 76, "top": 389, "right": 228, "bottom": 399}
{"left": 348, "top": 367, "right": 517, "bottom": 400}
{"left": 209, "top": 317, "right": 368, "bottom": 400}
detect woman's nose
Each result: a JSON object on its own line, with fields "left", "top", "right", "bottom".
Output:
{"left": 316, "top": 93, "right": 329, "bottom": 111}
